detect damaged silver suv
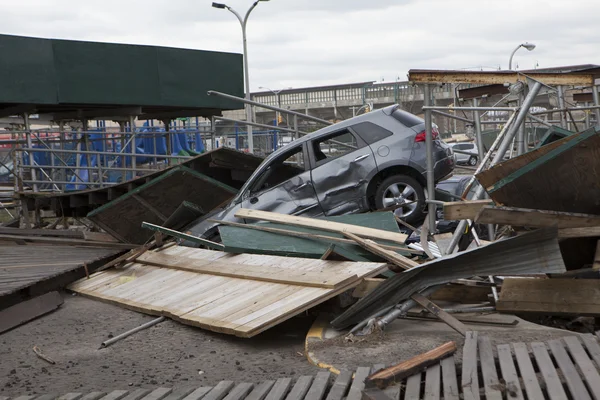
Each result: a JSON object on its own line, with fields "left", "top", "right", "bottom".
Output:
{"left": 188, "top": 104, "right": 454, "bottom": 239}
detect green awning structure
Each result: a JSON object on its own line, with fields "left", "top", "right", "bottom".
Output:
{"left": 0, "top": 34, "right": 243, "bottom": 119}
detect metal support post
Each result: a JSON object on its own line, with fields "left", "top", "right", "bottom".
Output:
{"left": 210, "top": 116, "right": 216, "bottom": 150}
{"left": 24, "top": 114, "right": 37, "bottom": 192}
{"left": 585, "top": 102, "right": 591, "bottom": 129}
{"left": 423, "top": 84, "right": 436, "bottom": 233}
{"left": 593, "top": 85, "right": 600, "bottom": 127}
{"left": 517, "top": 93, "right": 526, "bottom": 155}
{"left": 557, "top": 85, "right": 567, "bottom": 129}
{"left": 293, "top": 115, "right": 299, "bottom": 141}
{"left": 82, "top": 119, "right": 93, "bottom": 184}
{"left": 472, "top": 98, "right": 495, "bottom": 241}
{"left": 164, "top": 120, "right": 172, "bottom": 166}
{"left": 445, "top": 81, "right": 543, "bottom": 254}
{"left": 129, "top": 116, "right": 136, "bottom": 176}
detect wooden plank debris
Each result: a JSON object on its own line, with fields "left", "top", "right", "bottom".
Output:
{"left": 284, "top": 377, "right": 313, "bottom": 400}
{"left": 559, "top": 226, "right": 600, "bottom": 239}
{"left": 245, "top": 382, "right": 275, "bottom": 400}
{"left": 513, "top": 343, "right": 545, "bottom": 400}
{"left": 346, "top": 367, "right": 370, "bottom": 400}
{"left": 423, "top": 364, "right": 441, "bottom": 400}
{"left": 69, "top": 246, "right": 387, "bottom": 337}
{"left": 366, "top": 341, "right": 456, "bottom": 389}
{"left": 475, "top": 205, "right": 600, "bottom": 228}
{"left": 461, "top": 331, "right": 479, "bottom": 400}
{"left": 235, "top": 209, "right": 408, "bottom": 244}
{"left": 404, "top": 373, "right": 421, "bottom": 400}
{"left": 563, "top": 336, "right": 600, "bottom": 399}
{"left": 136, "top": 252, "right": 358, "bottom": 289}
{"left": 324, "top": 370, "right": 352, "bottom": 400}
{"left": 304, "top": 371, "right": 330, "bottom": 400}
{"left": 343, "top": 231, "right": 417, "bottom": 270}
{"left": 440, "top": 357, "right": 459, "bottom": 400}
{"left": 531, "top": 342, "right": 569, "bottom": 400}
{"left": 410, "top": 293, "right": 467, "bottom": 336}
{"left": 497, "top": 278, "right": 600, "bottom": 316}
{"left": 594, "top": 240, "right": 600, "bottom": 270}
{"left": 496, "top": 344, "right": 523, "bottom": 400}
{"left": 0, "top": 291, "right": 63, "bottom": 333}
{"left": 442, "top": 200, "right": 493, "bottom": 220}
{"left": 477, "top": 336, "right": 501, "bottom": 400}
{"left": 264, "top": 378, "right": 292, "bottom": 400}
{"left": 547, "top": 339, "right": 591, "bottom": 400}
{"left": 141, "top": 222, "right": 224, "bottom": 251}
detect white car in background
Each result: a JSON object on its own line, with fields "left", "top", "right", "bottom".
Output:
{"left": 451, "top": 142, "right": 479, "bottom": 166}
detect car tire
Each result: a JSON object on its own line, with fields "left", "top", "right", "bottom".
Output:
{"left": 375, "top": 174, "right": 426, "bottom": 224}
{"left": 468, "top": 156, "right": 478, "bottom": 166}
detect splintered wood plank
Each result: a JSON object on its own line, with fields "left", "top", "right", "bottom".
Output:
{"left": 343, "top": 232, "right": 416, "bottom": 270}
{"left": 284, "top": 376, "right": 313, "bottom": 400}
{"left": 410, "top": 294, "right": 466, "bottom": 336}
{"left": 347, "top": 367, "right": 371, "bottom": 400}
{"left": 0, "top": 291, "right": 63, "bottom": 333}
{"left": 562, "top": 336, "right": 600, "bottom": 399}
{"left": 140, "top": 388, "right": 172, "bottom": 400}
{"left": 531, "top": 342, "right": 568, "bottom": 400}
{"left": 222, "top": 383, "right": 255, "bottom": 400}
{"left": 99, "top": 391, "right": 129, "bottom": 400}
{"left": 581, "top": 335, "right": 600, "bottom": 368}
{"left": 513, "top": 343, "right": 544, "bottom": 400}
{"left": 474, "top": 206, "right": 600, "bottom": 228}
{"left": 203, "top": 382, "right": 236, "bottom": 400}
{"left": 443, "top": 200, "right": 493, "bottom": 220}
{"left": 559, "top": 227, "right": 600, "bottom": 239}
{"left": 304, "top": 371, "right": 331, "bottom": 400}
{"left": 440, "top": 357, "right": 459, "bottom": 400}
{"left": 423, "top": 364, "right": 441, "bottom": 400}
{"left": 136, "top": 252, "right": 360, "bottom": 289}
{"left": 235, "top": 209, "right": 408, "bottom": 244}
{"left": 120, "top": 389, "right": 152, "bottom": 400}
{"left": 182, "top": 387, "right": 213, "bottom": 400}
{"left": 496, "top": 344, "right": 523, "bottom": 400}
{"left": 245, "top": 381, "right": 275, "bottom": 400}
{"left": 478, "top": 336, "right": 501, "bottom": 400}
{"left": 264, "top": 378, "right": 292, "bottom": 400}
{"left": 404, "top": 373, "right": 421, "bottom": 400}
{"left": 548, "top": 339, "right": 592, "bottom": 400}
{"left": 496, "top": 278, "right": 600, "bottom": 316}
{"left": 325, "top": 370, "right": 352, "bottom": 400}
{"left": 461, "top": 331, "right": 479, "bottom": 400}
{"left": 367, "top": 342, "right": 456, "bottom": 389}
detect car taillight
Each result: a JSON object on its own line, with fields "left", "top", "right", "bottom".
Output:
{"left": 414, "top": 128, "right": 439, "bottom": 142}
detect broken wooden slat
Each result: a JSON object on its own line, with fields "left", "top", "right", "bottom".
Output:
{"left": 496, "top": 344, "right": 523, "bottom": 400}
{"left": 439, "top": 357, "right": 458, "bottom": 400}
{"left": 461, "top": 331, "right": 479, "bottom": 400}
{"left": 0, "top": 291, "right": 63, "bottom": 333}
{"left": 324, "top": 370, "right": 352, "bottom": 400}
{"left": 496, "top": 278, "right": 600, "bottom": 316}
{"left": 343, "top": 232, "right": 416, "bottom": 270}
{"left": 235, "top": 209, "right": 408, "bottom": 244}
{"left": 531, "top": 342, "right": 569, "bottom": 400}
{"left": 581, "top": 334, "right": 600, "bottom": 369}
{"left": 442, "top": 200, "right": 493, "bottom": 220}
{"left": 203, "top": 382, "right": 236, "bottom": 400}
{"left": 475, "top": 205, "right": 600, "bottom": 228}
{"left": 563, "top": 336, "right": 600, "bottom": 399}
{"left": 304, "top": 371, "right": 330, "bottom": 400}
{"left": 264, "top": 378, "right": 292, "bottom": 400}
{"left": 478, "top": 336, "right": 501, "bottom": 400}
{"left": 140, "top": 388, "right": 172, "bottom": 400}
{"left": 512, "top": 343, "right": 545, "bottom": 400}
{"left": 548, "top": 339, "right": 592, "bottom": 400}
{"left": 120, "top": 389, "right": 152, "bottom": 400}
{"left": 181, "top": 387, "right": 214, "bottom": 400}
{"left": 346, "top": 367, "right": 371, "bottom": 400}
{"left": 222, "top": 384, "right": 254, "bottom": 400}
{"left": 594, "top": 241, "right": 600, "bottom": 270}
{"left": 404, "top": 373, "right": 421, "bottom": 400}
{"left": 410, "top": 294, "right": 466, "bottom": 336}
{"left": 284, "top": 376, "right": 313, "bottom": 400}
{"left": 245, "top": 382, "right": 275, "bottom": 400}
{"left": 136, "top": 252, "right": 359, "bottom": 289}
{"left": 423, "top": 364, "right": 441, "bottom": 400}
{"left": 559, "top": 226, "right": 600, "bottom": 239}
{"left": 367, "top": 342, "right": 456, "bottom": 389}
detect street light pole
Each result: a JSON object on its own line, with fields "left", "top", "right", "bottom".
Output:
{"left": 212, "top": 1, "right": 269, "bottom": 153}
{"left": 508, "top": 42, "right": 536, "bottom": 70}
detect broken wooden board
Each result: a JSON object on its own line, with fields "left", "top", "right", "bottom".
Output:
{"left": 88, "top": 166, "right": 237, "bottom": 244}
{"left": 476, "top": 127, "right": 600, "bottom": 214}
{"left": 366, "top": 341, "right": 457, "bottom": 389}
{"left": 497, "top": 278, "right": 600, "bottom": 316}
{"left": 69, "top": 246, "right": 387, "bottom": 337}
{"left": 218, "top": 212, "right": 416, "bottom": 262}
{"left": 443, "top": 200, "right": 494, "bottom": 221}
{"left": 475, "top": 206, "right": 600, "bottom": 228}
{"left": 235, "top": 209, "right": 408, "bottom": 244}
{"left": 343, "top": 232, "right": 417, "bottom": 270}
{"left": 0, "top": 291, "right": 63, "bottom": 333}
{"left": 559, "top": 226, "right": 600, "bottom": 239}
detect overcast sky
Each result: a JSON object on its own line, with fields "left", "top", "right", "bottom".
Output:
{"left": 2, "top": 0, "right": 599, "bottom": 91}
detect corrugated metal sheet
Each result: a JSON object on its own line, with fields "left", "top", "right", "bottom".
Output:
{"left": 332, "top": 228, "right": 567, "bottom": 329}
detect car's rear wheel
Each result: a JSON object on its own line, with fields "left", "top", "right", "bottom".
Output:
{"left": 375, "top": 174, "right": 426, "bottom": 224}
{"left": 468, "top": 156, "right": 478, "bottom": 166}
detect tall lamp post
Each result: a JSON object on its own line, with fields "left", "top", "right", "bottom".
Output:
{"left": 508, "top": 42, "right": 536, "bottom": 70}
{"left": 212, "top": 0, "right": 270, "bottom": 153}
{"left": 258, "top": 86, "right": 292, "bottom": 126}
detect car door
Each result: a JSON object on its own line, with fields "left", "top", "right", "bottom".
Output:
{"left": 309, "top": 128, "right": 378, "bottom": 215}
{"left": 240, "top": 143, "right": 323, "bottom": 217}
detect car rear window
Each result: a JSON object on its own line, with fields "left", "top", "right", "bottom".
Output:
{"left": 350, "top": 122, "right": 393, "bottom": 145}
{"left": 392, "top": 109, "right": 424, "bottom": 127}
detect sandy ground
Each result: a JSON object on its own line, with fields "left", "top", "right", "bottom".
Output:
{"left": 0, "top": 293, "right": 319, "bottom": 396}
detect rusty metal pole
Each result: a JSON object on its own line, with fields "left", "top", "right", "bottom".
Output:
{"left": 593, "top": 84, "right": 600, "bottom": 127}
{"left": 472, "top": 98, "right": 495, "bottom": 241}
{"left": 557, "top": 85, "right": 567, "bottom": 129}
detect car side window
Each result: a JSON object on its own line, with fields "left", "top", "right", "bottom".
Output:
{"left": 249, "top": 146, "right": 306, "bottom": 194}
{"left": 350, "top": 122, "right": 393, "bottom": 145}
{"left": 311, "top": 130, "right": 361, "bottom": 166}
